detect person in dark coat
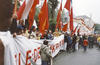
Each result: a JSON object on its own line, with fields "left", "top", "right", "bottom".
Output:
{"left": 64, "top": 32, "right": 68, "bottom": 43}
{"left": 72, "top": 34, "right": 77, "bottom": 52}
{"left": 83, "top": 34, "right": 86, "bottom": 41}
{"left": 65, "top": 33, "right": 72, "bottom": 52}
{"left": 79, "top": 36, "right": 83, "bottom": 48}
{"left": 41, "top": 30, "right": 48, "bottom": 39}
{"left": 48, "top": 30, "right": 53, "bottom": 40}
{"left": 64, "top": 32, "right": 68, "bottom": 51}
{"left": 88, "top": 35, "right": 93, "bottom": 48}
{"left": 25, "top": 19, "right": 29, "bottom": 29}
{"left": 93, "top": 35, "right": 97, "bottom": 46}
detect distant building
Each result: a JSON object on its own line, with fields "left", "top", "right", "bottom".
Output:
{"left": 94, "top": 24, "right": 100, "bottom": 34}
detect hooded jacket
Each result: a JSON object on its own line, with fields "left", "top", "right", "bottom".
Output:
{"left": 40, "top": 44, "right": 52, "bottom": 61}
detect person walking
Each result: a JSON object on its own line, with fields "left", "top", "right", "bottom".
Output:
{"left": 79, "top": 36, "right": 83, "bottom": 48}
{"left": 66, "top": 33, "right": 72, "bottom": 52}
{"left": 72, "top": 34, "right": 77, "bottom": 52}
{"left": 97, "top": 36, "right": 100, "bottom": 48}
{"left": 88, "top": 35, "right": 93, "bottom": 48}
{"left": 40, "top": 40, "right": 52, "bottom": 65}
{"left": 75, "top": 36, "right": 80, "bottom": 51}
{"left": 83, "top": 38, "right": 88, "bottom": 51}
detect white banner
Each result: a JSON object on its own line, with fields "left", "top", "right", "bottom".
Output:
{"left": 0, "top": 31, "right": 65, "bottom": 65}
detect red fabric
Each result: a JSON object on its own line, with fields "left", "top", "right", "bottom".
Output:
{"left": 77, "top": 27, "right": 80, "bottom": 34}
{"left": 64, "top": 0, "right": 73, "bottom": 32}
{"left": 58, "top": 21, "right": 62, "bottom": 31}
{"left": 38, "top": 0, "right": 49, "bottom": 34}
{"left": 17, "top": 1, "right": 26, "bottom": 20}
{"left": 56, "top": 9, "right": 61, "bottom": 29}
{"left": 28, "top": 0, "right": 39, "bottom": 30}
{"left": 62, "top": 23, "right": 68, "bottom": 32}
{"left": 72, "top": 26, "right": 77, "bottom": 35}
{"left": 45, "top": 4, "right": 49, "bottom": 30}
{"left": 56, "top": 2, "right": 62, "bottom": 30}
{"left": 84, "top": 40, "right": 88, "bottom": 46}
{"left": 64, "top": 0, "right": 71, "bottom": 11}
{"left": 70, "top": 7, "right": 73, "bottom": 32}
{"left": 82, "top": 22, "right": 91, "bottom": 31}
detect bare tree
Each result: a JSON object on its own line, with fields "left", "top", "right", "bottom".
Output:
{"left": 48, "top": 0, "right": 59, "bottom": 22}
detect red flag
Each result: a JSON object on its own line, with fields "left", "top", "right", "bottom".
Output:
{"left": 72, "top": 26, "right": 78, "bottom": 35}
{"left": 38, "top": 0, "right": 49, "bottom": 34}
{"left": 64, "top": 0, "right": 71, "bottom": 11}
{"left": 58, "top": 21, "right": 63, "bottom": 30}
{"left": 70, "top": 7, "right": 73, "bottom": 32}
{"left": 64, "top": 0, "right": 73, "bottom": 33}
{"left": 62, "top": 23, "right": 68, "bottom": 32}
{"left": 17, "top": 0, "right": 34, "bottom": 20}
{"left": 56, "top": 2, "right": 62, "bottom": 30}
{"left": 28, "top": 0, "right": 39, "bottom": 30}
{"left": 17, "top": 1, "right": 26, "bottom": 20}
{"left": 77, "top": 27, "right": 80, "bottom": 34}
{"left": 45, "top": 4, "right": 49, "bottom": 30}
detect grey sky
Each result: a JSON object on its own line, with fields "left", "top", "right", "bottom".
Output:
{"left": 61, "top": 0, "right": 100, "bottom": 24}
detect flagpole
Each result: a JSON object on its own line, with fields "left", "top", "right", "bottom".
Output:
{"left": 12, "top": 0, "right": 18, "bottom": 17}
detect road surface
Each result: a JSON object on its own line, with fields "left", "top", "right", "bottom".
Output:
{"left": 53, "top": 48, "right": 100, "bottom": 65}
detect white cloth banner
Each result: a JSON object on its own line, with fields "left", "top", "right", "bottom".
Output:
{"left": 0, "top": 31, "right": 65, "bottom": 65}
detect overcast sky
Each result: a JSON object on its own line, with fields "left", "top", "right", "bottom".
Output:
{"left": 61, "top": 0, "right": 100, "bottom": 24}
{"left": 20, "top": 0, "right": 100, "bottom": 24}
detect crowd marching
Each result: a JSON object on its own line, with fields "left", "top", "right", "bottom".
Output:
{"left": 9, "top": 15, "right": 100, "bottom": 65}
{"left": 64, "top": 33, "right": 100, "bottom": 52}
{"left": 0, "top": 0, "right": 100, "bottom": 65}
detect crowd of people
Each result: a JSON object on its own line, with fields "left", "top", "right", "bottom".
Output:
{"left": 9, "top": 16, "right": 63, "bottom": 65}
{"left": 0, "top": 0, "right": 100, "bottom": 65}
{"left": 64, "top": 32, "right": 100, "bottom": 52}
{"left": 9, "top": 15, "right": 65, "bottom": 41}
{"left": 38, "top": 33, "right": 100, "bottom": 65}
{"left": 10, "top": 15, "right": 55, "bottom": 40}
{"left": 9, "top": 15, "right": 100, "bottom": 65}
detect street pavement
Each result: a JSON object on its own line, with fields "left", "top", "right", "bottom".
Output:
{"left": 53, "top": 48, "right": 100, "bottom": 65}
